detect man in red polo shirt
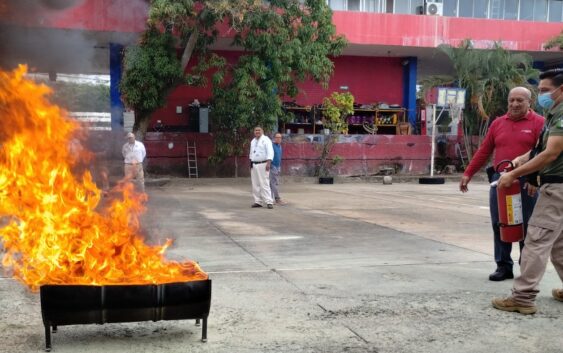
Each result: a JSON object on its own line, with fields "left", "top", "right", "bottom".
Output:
{"left": 459, "top": 86, "right": 545, "bottom": 281}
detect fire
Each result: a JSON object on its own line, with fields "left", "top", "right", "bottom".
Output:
{"left": 0, "top": 65, "right": 207, "bottom": 290}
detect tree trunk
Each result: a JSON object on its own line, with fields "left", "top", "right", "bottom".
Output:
{"left": 181, "top": 29, "right": 199, "bottom": 71}
{"left": 315, "top": 134, "right": 335, "bottom": 177}
{"left": 133, "top": 112, "right": 152, "bottom": 141}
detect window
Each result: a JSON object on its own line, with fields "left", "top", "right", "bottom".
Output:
{"left": 443, "top": 0, "right": 458, "bottom": 16}
{"left": 549, "top": 0, "right": 563, "bottom": 21}
{"left": 364, "top": 0, "right": 381, "bottom": 12}
{"left": 328, "top": 0, "right": 346, "bottom": 10}
{"left": 504, "top": 0, "right": 519, "bottom": 19}
{"left": 492, "top": 0, "right": 519, "bottom": 19}
{"left": 394, "top": 0, "right": 410, "bottom": 13}
{"left": 348, "top": 0, "right": 361, "bottom": 10}
{"left": 328, "top": 0, "right": 382, "bottom": 11}
{"left": 410, "top": 0, "right": 424, "bottom": 14}
{"left": 534, "top": 0, "right": 548, "bottom": 20}
{"left": 459, "top": 0, "right": 472, "bottom": 16}
{"left": 520, "top": 0, "right": 535, "bottom": 20}
{"left": 474, "top": 0, "right": 490, "bottom": 18}
{"left": 326, "top": 0, "right": 561, "bottom": 21}
{"left": 521, "top": 0, "right": 548, "bottom": 20}
{"left": 391, "top": 0, "right": 424, "bottom": 14}
{"left": 490, "top": 0, "right": 503, "bottom": 18}
{"left": 459, "top": 0, "right": 489, "bottom": 17}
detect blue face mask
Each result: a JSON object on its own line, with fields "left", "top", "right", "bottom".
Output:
{"left": 538, "top": 91, "right": 554, "bottom": 109}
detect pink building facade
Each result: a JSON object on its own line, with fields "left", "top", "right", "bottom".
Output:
{"left": 1, "top": 1, "right": 561, "bottom": 176}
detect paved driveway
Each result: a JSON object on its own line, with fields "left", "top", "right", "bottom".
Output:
{"left": 1, "top": 179, "right": 562, "bottom": 353}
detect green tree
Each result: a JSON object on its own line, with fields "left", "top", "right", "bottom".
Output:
{"left": 211, "top": 0, "right": 346, "bottom": 175}
{"left": 120, "top": 27, "right": 184, "bottom": 137}
{"left": 315, "top": 92, "right": 354, "bottom": 177}
{"left": 421, "top": 40, "right": 538, "bottom": 161}
{"left": 120, "top": 0, "right": 346, "bottom": 173}
{"left": 544, "top": 30, "right": 563, "bottom": 50}
{"left": 121, "top": 0, "right": 235, "bottom": 137}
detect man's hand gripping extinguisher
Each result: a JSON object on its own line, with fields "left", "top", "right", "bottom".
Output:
{"left": 492, "top": 160, "right": 524, "bottom": 242}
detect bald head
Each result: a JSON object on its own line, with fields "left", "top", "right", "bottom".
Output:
{"left": 510, "top": 87, "right": 532, "bottom": 100}
{"left": 507, "top": 87, "right": 532, "bottom": 120}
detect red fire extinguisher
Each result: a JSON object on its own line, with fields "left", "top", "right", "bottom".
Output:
{"left": 493, "top": 160, "right": 524, "bottom": 243}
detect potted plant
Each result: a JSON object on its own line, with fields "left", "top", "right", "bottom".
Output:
{"left": 315, "top": 92, "right": 354, "bottom": 183}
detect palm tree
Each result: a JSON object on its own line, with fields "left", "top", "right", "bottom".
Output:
{"left": 421, "top": 40, "right": 539, "bottom": 163}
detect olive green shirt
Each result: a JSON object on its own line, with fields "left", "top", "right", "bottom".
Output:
{"left": 540, "top": 102, "right": 563, "bottom": 177}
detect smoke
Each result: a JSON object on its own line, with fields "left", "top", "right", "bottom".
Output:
{"left": 0, "top": 26, "right": 101, "bottom": 73}
{"left": 0, "top": 0, "right": 93, "bottom": 73}
{"left": 0, "top": 0, "right": 85, "bottom": 17}
{"left": 0, "top": 0, "right": 148, "bottom": 74}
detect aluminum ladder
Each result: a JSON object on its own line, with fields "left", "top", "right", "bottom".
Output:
{"left": 187, "top": 141, "right": 199, "bottom": 178}
{"left": 455, "top": 142, "right": 468, "bottom": 168}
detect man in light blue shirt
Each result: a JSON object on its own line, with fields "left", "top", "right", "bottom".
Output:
{"left": 270, "top": 132, "right": 285, "bottom": 205}
{"left": 249, "top": 126, "right": 274, "bottom": 209}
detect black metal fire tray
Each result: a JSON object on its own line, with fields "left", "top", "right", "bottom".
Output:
{"left": 40, "top": 279, "right": 211, "bottom": 352}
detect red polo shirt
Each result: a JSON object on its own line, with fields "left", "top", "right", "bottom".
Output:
{"left": 464, "top": 110, "right": 545, "bottom": 178}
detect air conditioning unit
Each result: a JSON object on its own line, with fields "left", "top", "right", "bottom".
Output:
{"left": 425, "top": 1, "right": 443, "bottom": 16}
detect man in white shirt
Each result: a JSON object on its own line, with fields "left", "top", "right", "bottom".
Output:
{"left": 122, "top": 132, "right": 147, "bottom": 192}
{"left": 249, "top": 126, "right": 274, "bottom": 209}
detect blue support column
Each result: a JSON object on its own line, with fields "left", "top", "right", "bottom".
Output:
{"left": 110, "top": 43, "right": 125, "bottom": 130}
{"left": 402, "top": 56, "right": 418, "bottom": 133}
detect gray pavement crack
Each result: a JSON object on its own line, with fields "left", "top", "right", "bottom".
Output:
{"left": 207, "top": 219, "right": 270, "bottom": 268}
{"left": 345, "top": 325, "right": 370, "bottom": 344}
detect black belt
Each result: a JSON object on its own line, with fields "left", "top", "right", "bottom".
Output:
{"left": 540, "top": 175, "right": 563, "bottom": 185}
{"left": 251, "top": 160, "right": 267, "bottom": 164}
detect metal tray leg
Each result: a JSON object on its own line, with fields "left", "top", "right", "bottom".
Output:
{"left": 201, "top": 317, "right": 207, "bottom": 342}
{"left": 44, "top": 324, "right": 52, "bottom": 352}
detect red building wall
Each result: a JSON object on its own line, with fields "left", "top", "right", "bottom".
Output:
{"left": 144, "top": 132, "right": 467, "bottom": 177}
{"left": 9, "top": 4, "right": 558, "bottom": 52}
{"left": 331, "top": 12, "right": 562, "bottom": 50}
{"left": 293, "top": 56, "right": 403, "bottom": 106}
{"left": 151, "top": 51, "right": 239, "bottom": 128}
{"left": 6, "top": 2, "right": 556, "bottom": 177}
{"left": 150, "top": 54, "right": 404, "bottom": 129}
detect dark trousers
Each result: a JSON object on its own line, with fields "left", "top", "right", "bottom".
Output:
{"left": 489, "top": 173, "right": 537, "bottom": 271}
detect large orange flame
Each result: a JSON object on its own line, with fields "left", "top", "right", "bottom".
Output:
{"left": 0, "top": 65, "right": 207, "bottom": 291}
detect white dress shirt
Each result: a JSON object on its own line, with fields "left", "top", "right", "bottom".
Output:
{"left": 250, "top": 135, "right": 274, "bottom": 162}
{"left": 122, "top": 140, "right": 146, "bottom": 164}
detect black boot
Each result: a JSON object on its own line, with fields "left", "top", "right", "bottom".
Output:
{"left": 489, "top": 268, "right": 514, "bottom": 281}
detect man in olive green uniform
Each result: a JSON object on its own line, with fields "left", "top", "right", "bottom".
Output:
{"left": 492, "top": 68, "right": 563, "bottom": 315}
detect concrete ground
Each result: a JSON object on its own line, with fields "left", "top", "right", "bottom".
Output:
{"left": 1, "top": 178, "right": 562, "bottom": 353}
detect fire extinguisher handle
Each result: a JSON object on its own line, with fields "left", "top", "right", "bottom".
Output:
{"left": 495, "top": 159, "right": 515, "bottom": 173}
